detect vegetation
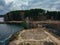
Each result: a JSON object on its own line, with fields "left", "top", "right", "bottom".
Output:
{"left": 20, "top": 20, "right": 29, "bottom": 29}
{"left": 4, "top": 9, "right": 60, "bottom": 21}
{"left": 0, "top": 15, "right": 5, "bottom": 17}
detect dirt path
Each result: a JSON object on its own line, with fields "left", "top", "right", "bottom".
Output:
{"left": 9, "top": 28, "right": 60, "bottom": 45}
{"left": 44, "top": 30, "right": 60, "bottom": 45}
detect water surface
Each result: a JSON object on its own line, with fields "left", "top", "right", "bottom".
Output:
{"left": 0, "top": 24, "right": 23, "bottom": 45}
{"left": 0, "top": 17, "right": 4, "bottom": 22}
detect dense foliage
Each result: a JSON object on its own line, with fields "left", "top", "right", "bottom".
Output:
{"left": 4, "top": 9, "right": 60, "bottom": 21}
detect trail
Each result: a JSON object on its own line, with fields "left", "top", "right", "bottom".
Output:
{"left": 44, "top": 30, "right": 60, "bottom": 45}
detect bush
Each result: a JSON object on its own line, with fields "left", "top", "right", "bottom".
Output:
{"left": 20, "top": 20, "right": 29, "bottom": 29}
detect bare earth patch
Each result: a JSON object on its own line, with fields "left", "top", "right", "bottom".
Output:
{"left": 9, "top": 28, "right": 58, "bottom": 45}
{"left": 20, "top": 28, "right": 48, "bottom": 40}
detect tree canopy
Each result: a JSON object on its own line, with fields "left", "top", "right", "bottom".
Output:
{"left": 4, "top": 9, "right": 60, "bottom": 21}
